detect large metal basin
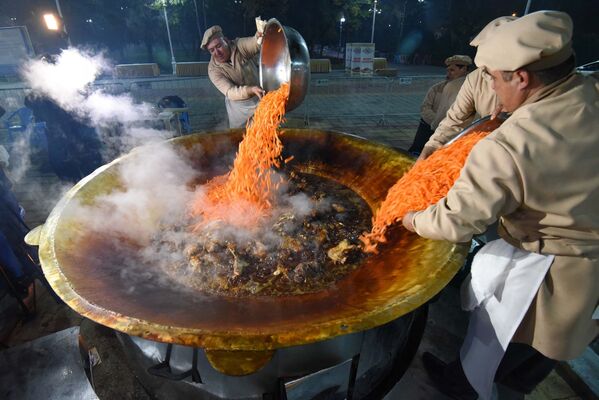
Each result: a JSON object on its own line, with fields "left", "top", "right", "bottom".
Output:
{"left": 27, "top": 129, "right": 467, "bottom": 375}
{"left": 260, "top": 20, "right": 310, "bottom": 111}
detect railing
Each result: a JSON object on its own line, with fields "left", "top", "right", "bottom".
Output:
{"left": 0, "top": 73, "right": 443, "bottom": 148}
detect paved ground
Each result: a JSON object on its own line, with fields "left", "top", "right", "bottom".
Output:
{"left": 0, "top": 68, "right": 586, "bottom": 399}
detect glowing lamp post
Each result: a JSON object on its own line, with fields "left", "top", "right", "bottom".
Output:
{"left": 45, "top": 0, "right": 72, "bottom": 46}
{"left": 161, "top": 0, "right": 177, "bottom": 75}
{"left": 339, "top": 17, "right": 345, "bottom": 48}
{"left": 44, "top": 14, "right": 60, "bottom": 31}
{"left": 370, "top": 0, "right": 382, "bottom": 43}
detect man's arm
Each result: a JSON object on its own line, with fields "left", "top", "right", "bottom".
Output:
{"left": 235, "top": 35, "right": 261, "bottom": 59}
{"left": 208, "top": 64, "right": 254, "bottom": 101}
{"left": 412, "top": 137, "right": 524, "bottom": 243}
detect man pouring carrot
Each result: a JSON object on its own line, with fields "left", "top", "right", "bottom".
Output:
{"left": 402, "top": 10, "right": 599, "bottom": 399}
{"left": 202, "top": 18, "right": 267, "bottom": 129}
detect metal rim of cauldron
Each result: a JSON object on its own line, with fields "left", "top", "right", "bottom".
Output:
{"left": 33, "top": 129, "right": 468, "bottom": 352}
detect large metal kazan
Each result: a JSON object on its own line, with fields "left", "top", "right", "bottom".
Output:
{"left": 26, "top": 129, "right": 468, "bottom": 376}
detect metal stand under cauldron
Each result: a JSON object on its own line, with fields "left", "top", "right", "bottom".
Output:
{"left": 116, "top": 307, "right": 427, "bottom": 400}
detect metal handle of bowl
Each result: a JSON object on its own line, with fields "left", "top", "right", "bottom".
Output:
{"left": 445, "top": 112, "right": 509, "bottom": 146}
{"left": 25, "top": 225, "right": 44, "bottom": 246}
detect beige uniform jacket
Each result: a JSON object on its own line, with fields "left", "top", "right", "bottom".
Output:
{"left": 425, "top": 68, "right": 499, "bottom": 150}
{"left": 420, "top": 81, "right": 446, "bottom": 125}
{"left": 208, "top": 36, "right": 260, "bottom": 101}
{"left": 413, "top": 72, "right": 599, "bottom": 360}
{"left": 430, "top": 76, "right": 466, "bottom": 130}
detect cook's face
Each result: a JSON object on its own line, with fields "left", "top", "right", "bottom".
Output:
{"left": 446, "top": 64, "right": 467, "bottom": 80}
{"left": 487, "top": 68, "right": 526, "bottom": 112}
{"left": 207, "top": 37, "right": 231, "bottom": 63}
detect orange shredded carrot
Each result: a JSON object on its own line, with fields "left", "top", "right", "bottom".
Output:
{"left": 190, "top": 83, "right": 290, "bottom": 228}
{"left": 360, "top": 131, "right": 490, "bottom": 253}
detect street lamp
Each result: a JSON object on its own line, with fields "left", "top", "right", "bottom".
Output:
{"left": 339, "top": 17, "right": 345, "bottom": 48}
{"left": 44, "top": 14, "right": 60, "bottom": 31}
{"left": 524, "top": 0, "right": 533, "bottom": 14}
{"left": 161, "top": 0, "right": 177, "bottom": 75}
{"left": 369, "top": 0, "right": 382, "bottom": 44}
{"left": 45, "top": 0, "right": 72, "bottom": 46}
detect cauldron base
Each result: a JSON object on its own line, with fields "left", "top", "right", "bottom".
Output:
{"left": 116, "top": 307, "right": 427, "bottom": 400}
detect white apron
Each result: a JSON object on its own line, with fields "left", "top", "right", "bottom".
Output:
{"left": 459, "top": 239, "right": 554, "bottom": 399}
{"left": 225, "top": 97, "right": 259, "bottom": 129}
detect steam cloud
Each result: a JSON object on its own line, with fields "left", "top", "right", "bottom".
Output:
{"left": 15, "top": 48, "right": 326, "bottom": 293}
{"left": 21, "top": 48, "right": 154, "bottom": 125}
{"left": 20, "top": 48, "right": 170, "bottom": 162}
{"left": 9, "top": 48, "right": 177, "bottom": 223}
{"left": 67, "top": 142, "right": 327, "bottom": 293}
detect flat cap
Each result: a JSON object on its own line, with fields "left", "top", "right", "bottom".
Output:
{"left": 201, "top": 25, "right": 223, "bottom": 50}
{"left": 470, "top": 16, "right": 517, "bottom": 47}
{"left": 474, "top": 10, "right": 573, "bottom": 71}
{"left": 445, "top": 55, "right": 472, "bottom": 66}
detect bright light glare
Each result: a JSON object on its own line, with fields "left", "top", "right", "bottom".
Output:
{"left": 44, "top": 13, "right": 60, "bottom": 30}
{"left": 340, "top": 17, "right": 346, "bottom": 23}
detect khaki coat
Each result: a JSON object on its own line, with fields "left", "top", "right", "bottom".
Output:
{"left": 412, "top": 72, "right": 599, "bottom": 360}
{"left": 420, "top": 80, "right": 447, "bottom": 125}
{"left": 208, "top": 36, "right": 260, "bottom": 101}
{"left": 425, "top": 68, "right": 499, "bottom": 150}
{"left": 430, "top": 76, "right": 466, "bottom": 130}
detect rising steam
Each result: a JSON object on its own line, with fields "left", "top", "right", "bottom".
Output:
{"left": 20, "top": 47, "right": 167, "bottom": 161}
{"left": 10, "top": 48, "right": 176, "bottom": 222}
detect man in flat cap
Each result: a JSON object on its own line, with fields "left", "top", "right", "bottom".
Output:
{"left": 201, "top": 24, "right": 265, "bottom": 128}
{"left": 402, "top": 10, "right": 599, "bottom": 399}
{"left": 417, "top": 16, "right": 517, "bottom": 161}
{"left": 408, "top": 54, "right": 472, "bottom": 155}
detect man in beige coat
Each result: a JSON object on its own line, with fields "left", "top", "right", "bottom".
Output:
{"left": 408, "top": 55, "right": 471, "bottom": 155}
{"left": 418, "top": 16, "right": 517, "bottom": 161}
{"left": 202, "top": 25, "right": 264, "bottom": 128}
{"left": 403, "top": 11, "right": 599, "bottom": 399}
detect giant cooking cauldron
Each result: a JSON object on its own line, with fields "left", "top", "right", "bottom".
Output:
{"left": 27, "top": 129, "right": 467, "bottom": 378}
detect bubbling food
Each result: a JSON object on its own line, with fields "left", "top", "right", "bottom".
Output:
{"left": 154, "top": 172, "right": 371, "bottom": 297}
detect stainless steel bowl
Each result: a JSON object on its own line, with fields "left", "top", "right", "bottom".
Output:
{"left": 260, "top": 19, "right": 310, "bottom": 111}
{"left": 445, "top": 112, "right": 509, "bottom": 146}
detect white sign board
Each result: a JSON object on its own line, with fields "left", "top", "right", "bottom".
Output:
{"left": 348, "top": 43, "right": 375, "bottom": 76}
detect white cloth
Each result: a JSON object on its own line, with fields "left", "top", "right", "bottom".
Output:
{"left": 0, "top": 145, "right": 9, "bottom": 168}
{"left": 255, "top": 17, "right": 266, "bottom": 45}
{"left": 459, "top": 238, "right": 554, "bottom": 400}
{"left": 225, "top": 96, "right": 259, "bottom": 129}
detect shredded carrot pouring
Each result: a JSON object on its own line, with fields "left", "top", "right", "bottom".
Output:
{"left": 360, "top": 131, "right": 490, "bottom": 253}
{"left": 190, "top": 83, "right": 290, "bottom": 228}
